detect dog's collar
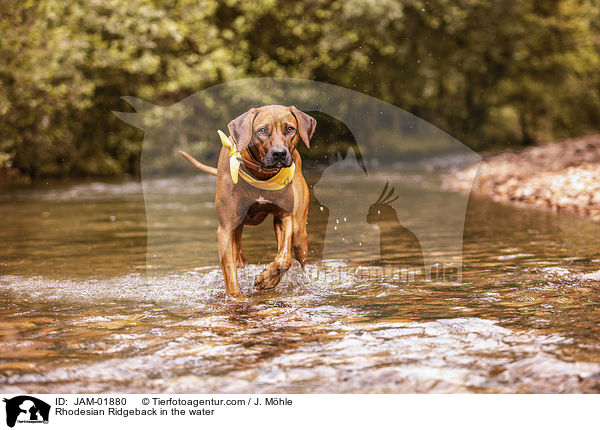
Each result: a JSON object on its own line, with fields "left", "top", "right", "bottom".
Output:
{"left": 218, "top": 130, "right": 295, "bottom": 191}
{"left": 238, "top": 148, "right": 280, "bottom": 177}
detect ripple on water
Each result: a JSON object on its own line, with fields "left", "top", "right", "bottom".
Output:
{"left": 8, "top": 317, "right": 593, "bottom": 394}
{"left": 1, "top": 264, "right": 600, "bottom": 393}
{"left": 2, "top": 173, "right": 600, "bottom": 393}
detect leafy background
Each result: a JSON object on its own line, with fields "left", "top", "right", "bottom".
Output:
{"left": 1, "top": 0, "right": 599, "bottom": 180}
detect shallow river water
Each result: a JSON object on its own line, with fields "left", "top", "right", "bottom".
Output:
{"left": 1, "top": 171, "right": 599, "bottom": 393}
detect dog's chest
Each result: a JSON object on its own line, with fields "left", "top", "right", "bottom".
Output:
{"left": 247, "top": 187, "right": 294, "bottom": 211}
{"left": 243, "top": 191, "right": 293, "bottom": 218}
{"left": 256, "top": 195, "right": 269, "bottom": 205}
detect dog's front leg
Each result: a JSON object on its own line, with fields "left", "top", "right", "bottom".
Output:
{"left": 255, "top": 214, "right": 293, "bottom": 290}
{"left": 217, "top": 223, "right": 243, "bottom": 297}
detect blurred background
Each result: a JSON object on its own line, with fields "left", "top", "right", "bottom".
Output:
{"left": 2, "top": 0, "right": 600, "bottom": 395}
{"left": 1, "top": 0, "right": 599, "bottom": 182}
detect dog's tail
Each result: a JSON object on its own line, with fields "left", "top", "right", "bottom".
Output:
{"left": 179, "top": 151, "right": 218, "bottom": 176}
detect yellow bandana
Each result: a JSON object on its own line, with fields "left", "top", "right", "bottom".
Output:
{"left": 217, "top": 130, "right": 295, "bottom": 191}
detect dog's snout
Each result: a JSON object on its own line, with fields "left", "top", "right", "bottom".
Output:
{"left": 263, "top": 146, "right": 292, "bottom": 168}
{"left": 270, "top": 147, "right": 289, "bottom": 160}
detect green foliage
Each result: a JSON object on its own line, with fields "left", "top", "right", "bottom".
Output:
{"left": 1, "top": 0, "right": 599, "bottom": 180}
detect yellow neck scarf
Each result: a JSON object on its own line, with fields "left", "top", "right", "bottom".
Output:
{"left": 218, "top": 130, "right": 295, "bottom": 191}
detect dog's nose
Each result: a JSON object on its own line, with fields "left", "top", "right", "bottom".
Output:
{"left": 270, "top": 147, "right": 288, "bottom": 160}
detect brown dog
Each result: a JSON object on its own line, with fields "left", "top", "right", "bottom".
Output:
{"left": 180, "top": 105, "right": 316, "bottom": 297}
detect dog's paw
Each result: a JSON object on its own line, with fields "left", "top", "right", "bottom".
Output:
{"left": 254, "top": 268, "right": 281, "bottom": 290}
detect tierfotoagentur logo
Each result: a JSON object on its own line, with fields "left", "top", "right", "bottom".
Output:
{"left": 3, "top": 396, "right": 50, "bottom": 428}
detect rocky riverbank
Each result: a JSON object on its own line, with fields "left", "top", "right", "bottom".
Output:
{"left": 443, "top": 135, "right": 600, "bottom": 221}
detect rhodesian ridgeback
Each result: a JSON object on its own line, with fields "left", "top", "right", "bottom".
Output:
{"left": 180, "top": 105, "right": 316, "bottom": 297}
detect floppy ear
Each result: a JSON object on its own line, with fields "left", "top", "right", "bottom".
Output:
{"left": 227, "top": 108, "right": 256, "bottom": 151}
{"left": 289, "top": 106, "right": 316, "bottom": 148}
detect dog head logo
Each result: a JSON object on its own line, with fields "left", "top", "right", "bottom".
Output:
{"left": 3, "top": 396, "right": 50, "bottom": 428}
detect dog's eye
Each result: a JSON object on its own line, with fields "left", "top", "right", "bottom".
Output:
{"left": 257, "top": 127, "right": 267, "bottom": 135}
{"left": 286, "top": 126, "right": 296, "bottom": 134}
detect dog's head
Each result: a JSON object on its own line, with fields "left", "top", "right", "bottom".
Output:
{"left": 227, "top": 105, "right": 316, "bottom": 169}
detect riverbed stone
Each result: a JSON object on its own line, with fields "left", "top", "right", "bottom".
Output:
{"left": 443, "top": 135, "right": 600, "bottom": 221}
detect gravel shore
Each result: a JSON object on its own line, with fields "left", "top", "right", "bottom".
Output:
{"left": 443, "top": 135, "right": 600, "bottom": 221}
